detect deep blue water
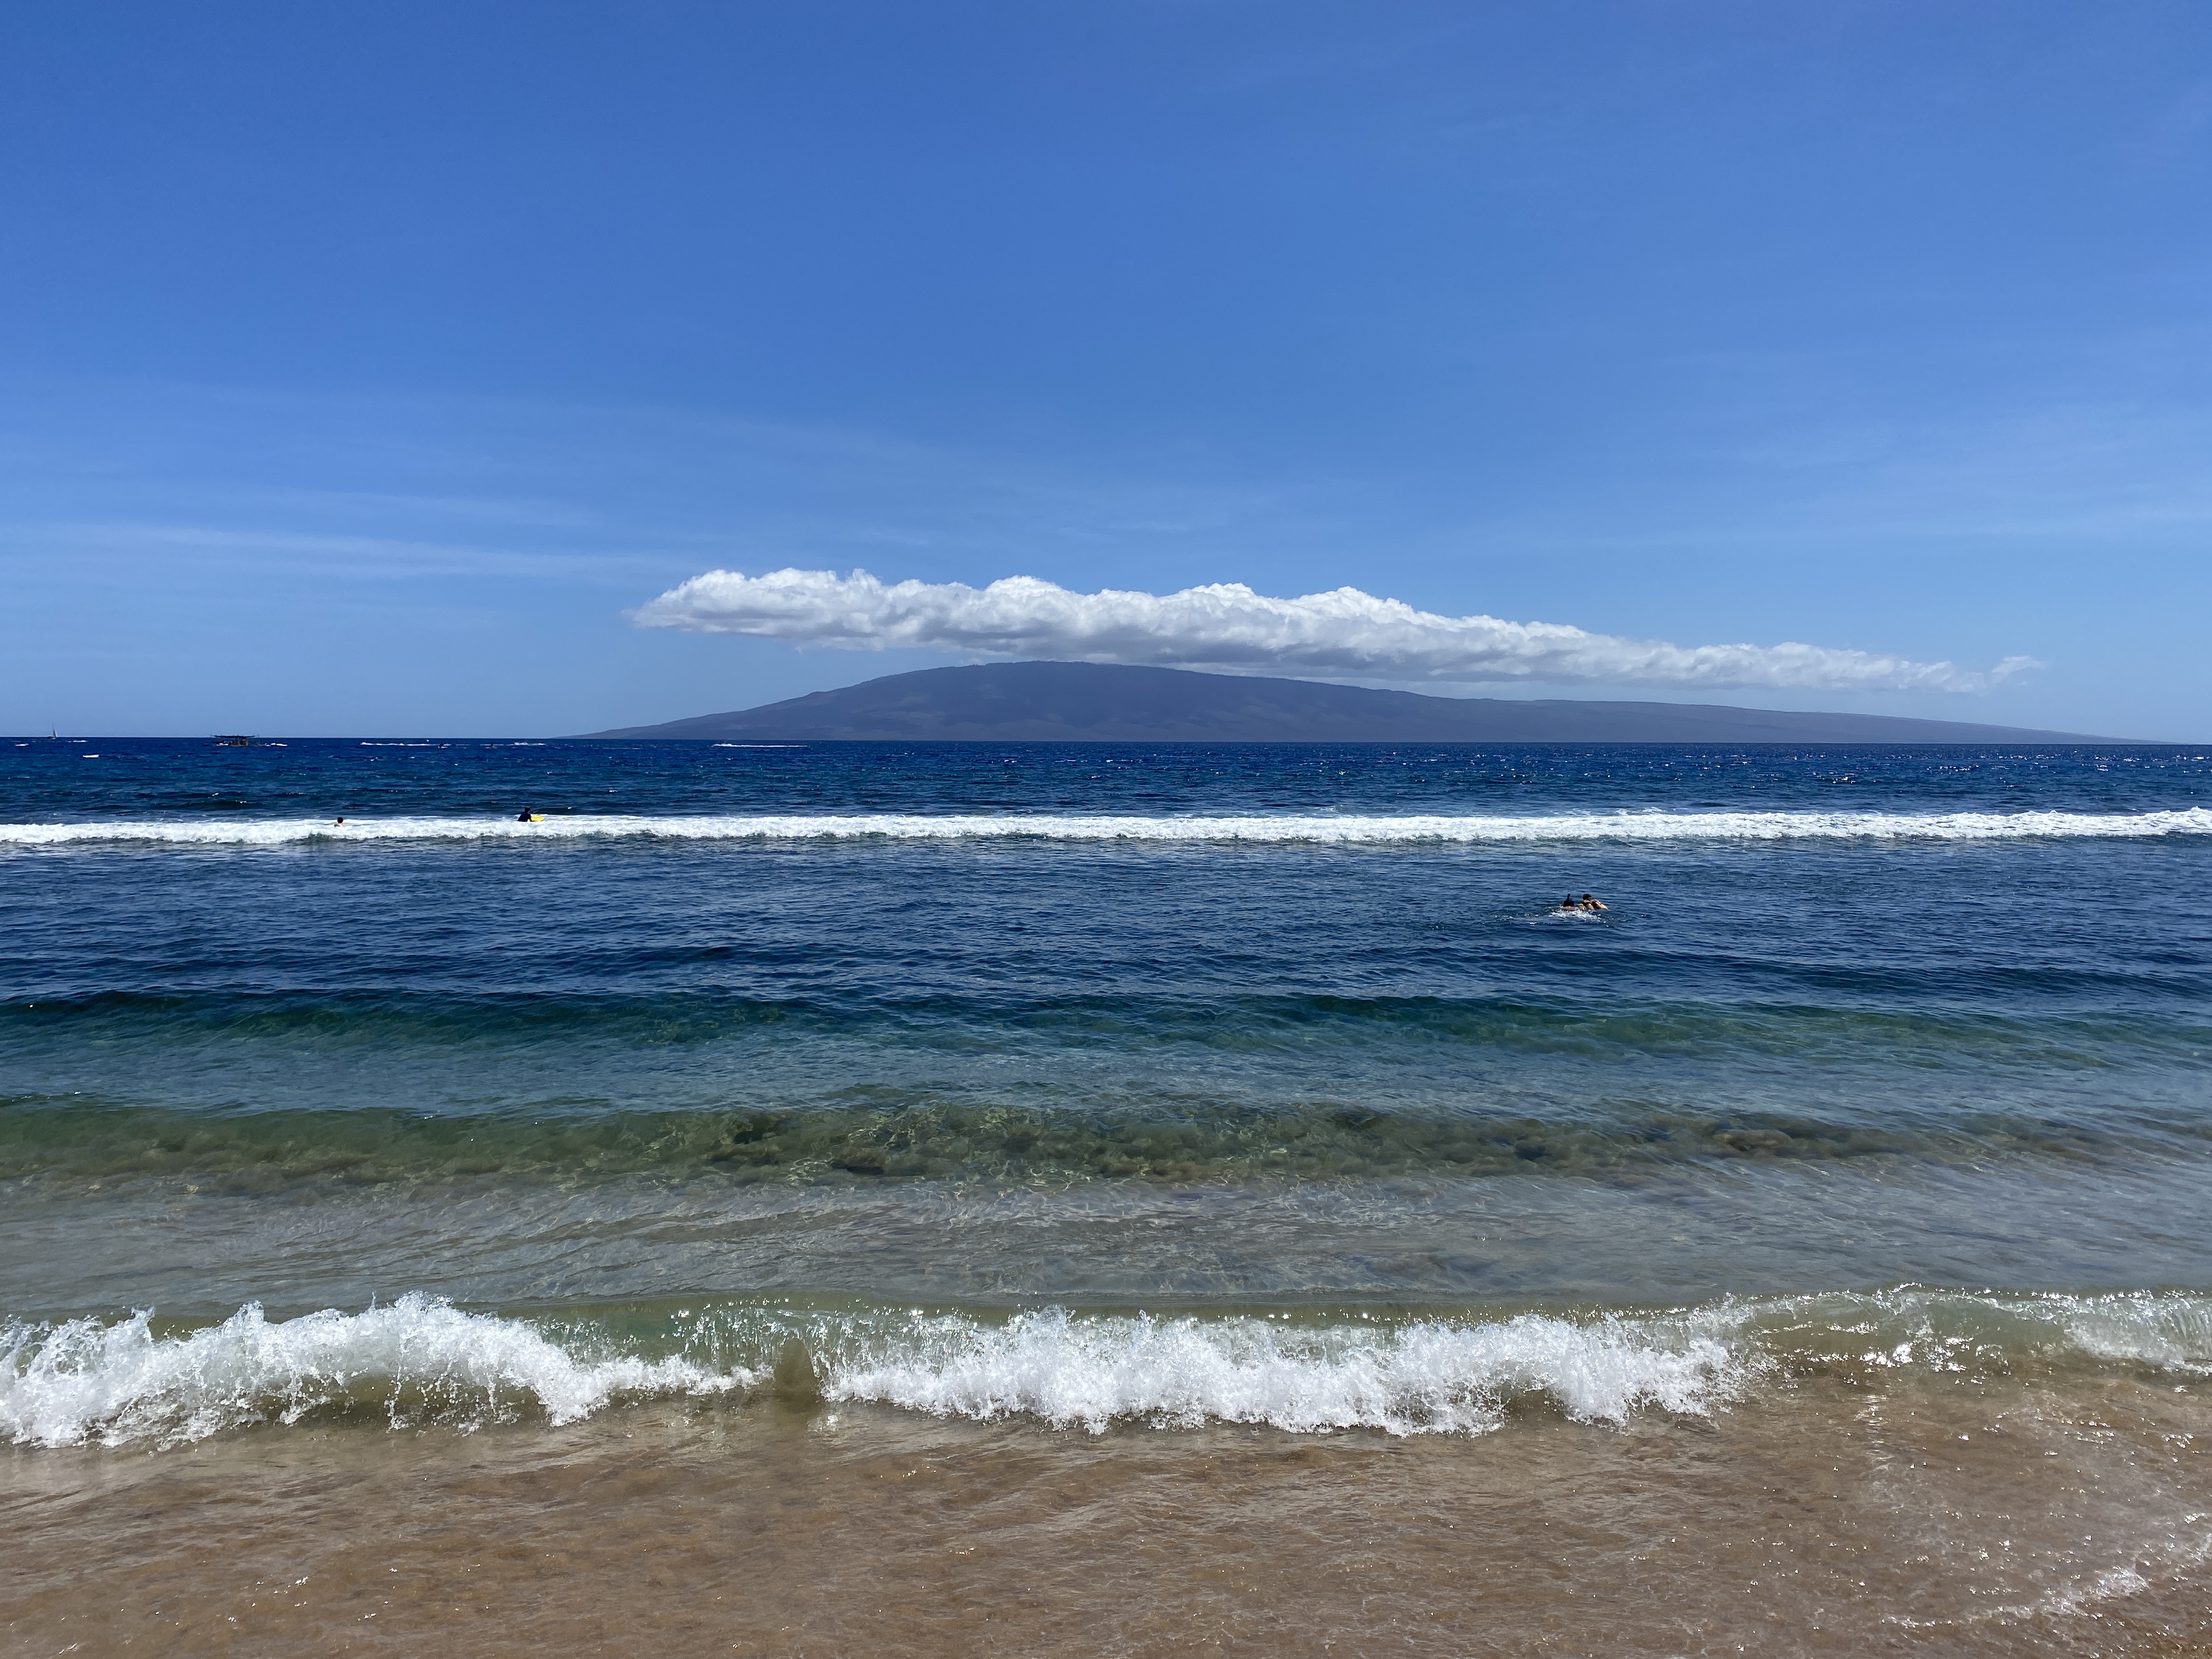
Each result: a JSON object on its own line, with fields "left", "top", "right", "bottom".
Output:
{"left": 5, "top": 733, "right": 2208, "bottom": 820}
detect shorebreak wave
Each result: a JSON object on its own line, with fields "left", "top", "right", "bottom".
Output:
{"left": 8, "top": 1289, "right": 2209, "bottom": 1449}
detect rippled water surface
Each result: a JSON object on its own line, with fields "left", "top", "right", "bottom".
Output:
{"left": 5, "top": 736, "right": 2210, "bottom": 1653}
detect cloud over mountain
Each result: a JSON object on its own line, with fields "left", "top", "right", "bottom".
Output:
{"left": 634, "top": 568, "right": 2037, "bottom": 692}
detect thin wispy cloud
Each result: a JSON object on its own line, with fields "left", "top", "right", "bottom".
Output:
{"left": 634, "top": 568, "right": 2038, "bottom": 692}
{"left": 5, "top": 522, "right": 644, "bottom": 585}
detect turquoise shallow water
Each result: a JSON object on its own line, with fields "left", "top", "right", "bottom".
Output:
{"left": 3, "top": 736, "right": 2210, "bottom": 1445}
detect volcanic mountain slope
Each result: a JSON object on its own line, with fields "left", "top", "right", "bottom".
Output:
{"left": 581, "top": 661, "right": 2107, "bottom": 743}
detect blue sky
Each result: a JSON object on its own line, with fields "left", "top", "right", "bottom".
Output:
{"left": 3, "top": 1, "right": 2207, "bottom": 737}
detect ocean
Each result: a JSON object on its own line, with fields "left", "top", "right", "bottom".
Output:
{"left": 4, "top": 736, "right": 2210, "bottom": 1655}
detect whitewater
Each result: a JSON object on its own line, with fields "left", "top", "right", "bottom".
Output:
{"left": 4, "top": 805, "right": 2211, "bottom": 848}
{"left": 10, "top": 1290, "right": 2210, "bottom": 1450}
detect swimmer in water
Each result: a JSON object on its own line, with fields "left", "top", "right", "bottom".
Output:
{"left": 1579, "top": 893, "right": 1607, "bottom": 911}
{"left": 333, "top": 817, "right": 345, "bottom": 827}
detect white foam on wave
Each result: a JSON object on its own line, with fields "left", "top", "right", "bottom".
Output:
{"left": 11, "top": 1290, "right": 2212, "bottom": 1450}
{"left": 0, "top": 1295, "right": 748, "bottom": 1449}
{"left": 4, "top": 806, "right": 2209, "bottom": 849}
{"left": 2, "top": 1299, "right": 1739, "bottom": 1448}
{"left": 1743, "top": 1287, "right": 2212, "bottom": 1379}
{"left": 826, "top": 1308, "right": 1739, "bottom": 1435}
{"left": 2036, "top": 1291, "right": 2212, "bottom": 1374}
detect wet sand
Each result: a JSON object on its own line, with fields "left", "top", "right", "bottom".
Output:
{"left": 8, "top": 1373, "right": 2210, "bottom": 1657}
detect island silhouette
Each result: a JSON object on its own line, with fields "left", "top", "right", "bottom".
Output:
{"left": 581, "top": 661, "right": 2111, "bottom": 743}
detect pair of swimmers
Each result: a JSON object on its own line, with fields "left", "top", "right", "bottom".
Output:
{"left": 1556, "top": 893, "right": 1607, "bottom": 913}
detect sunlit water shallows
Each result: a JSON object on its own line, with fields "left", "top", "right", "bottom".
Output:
{"left": 5, "top": 737, "right": 2210, "bottom": 1653}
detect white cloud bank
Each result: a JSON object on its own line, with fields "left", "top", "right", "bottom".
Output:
{"left": 634, "top": 568, "right": 2039, "bottom": 692}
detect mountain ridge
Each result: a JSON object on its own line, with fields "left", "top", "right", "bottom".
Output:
{"left": 578, "top": 662, "right": 2117, "bottom": 744}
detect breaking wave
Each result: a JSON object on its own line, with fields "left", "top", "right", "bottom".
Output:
{"left": 0, "top": 1297, "right": 743, "bottom": 1448}
{"left": 1, "top": 1298, "right": 1733, "bottom": 1447}
{"left": 4, "top": 807, "right": 2210, "bottom": 849}
{"left": 8, "top": 1289, "right": 2211, "bottom": 1450}
{"left": 823, "top": 1307, "right": 1730, "bottom": 1435}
